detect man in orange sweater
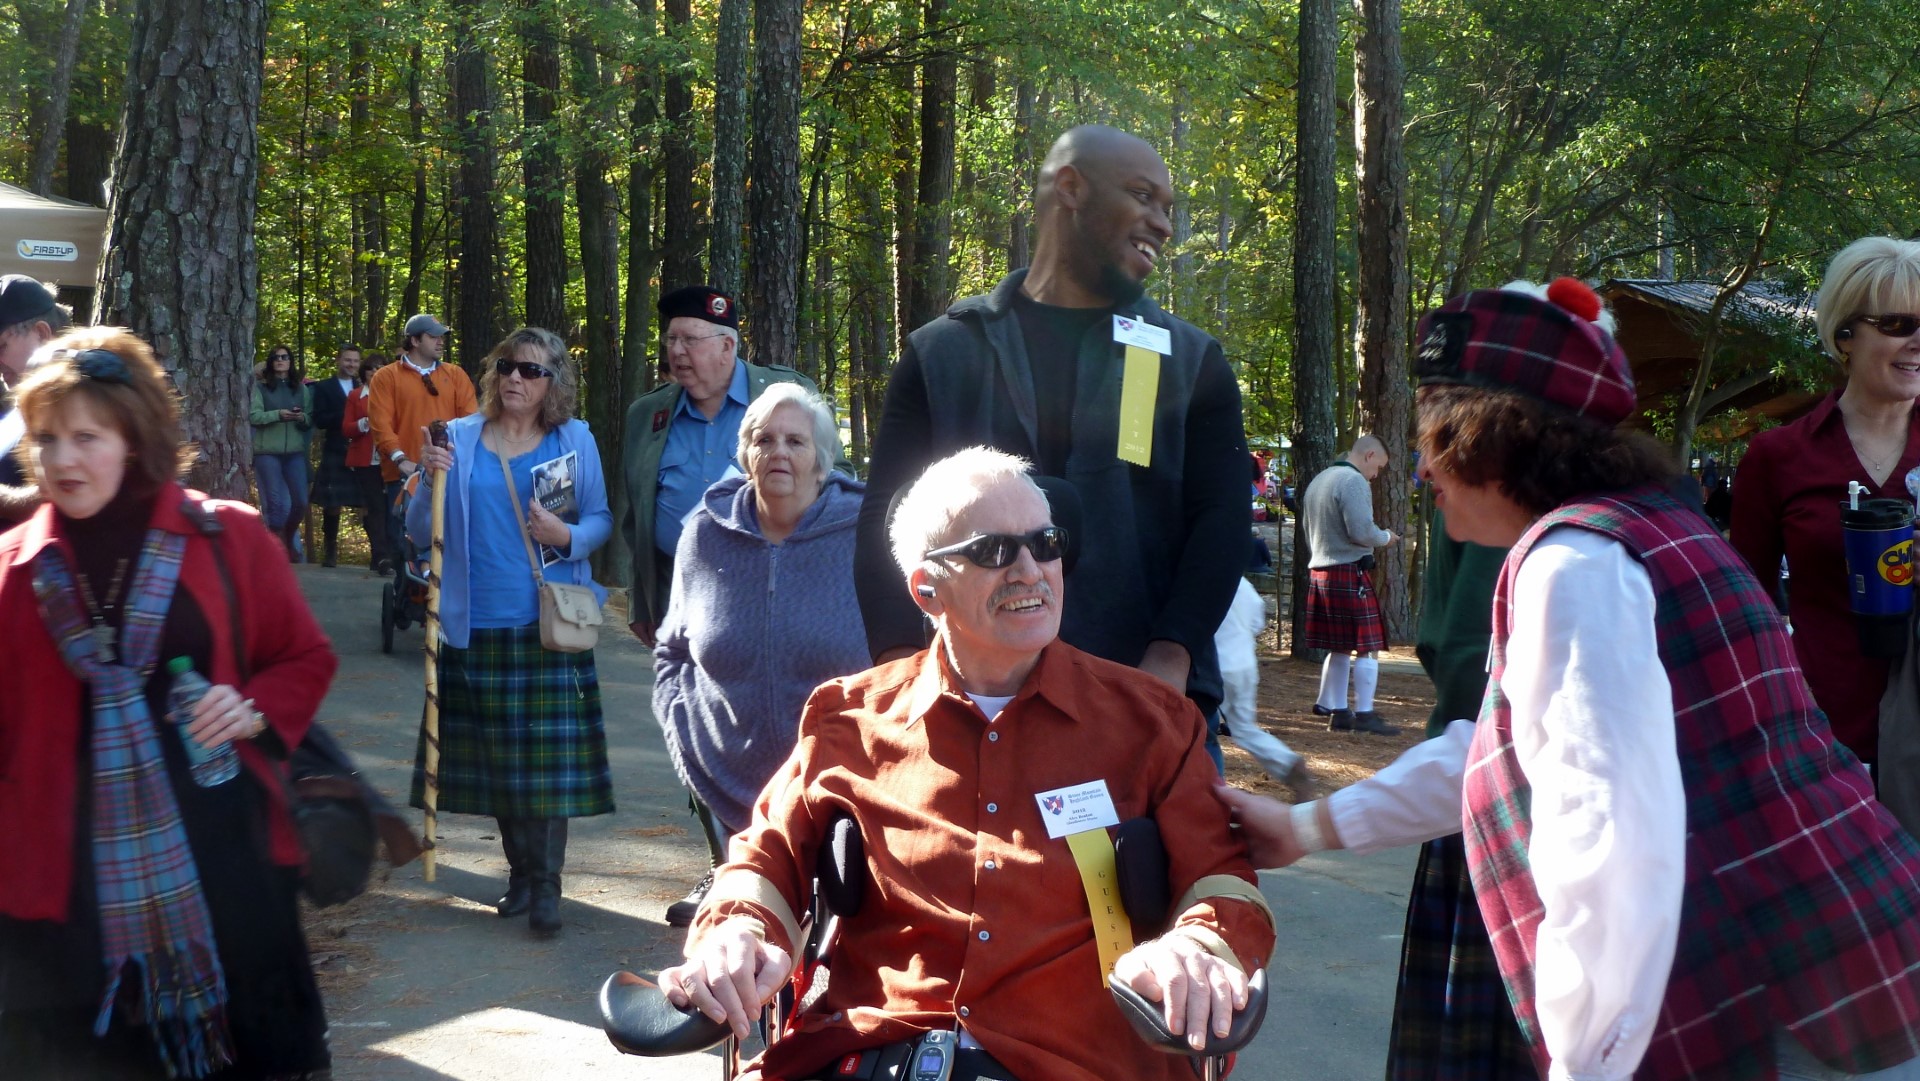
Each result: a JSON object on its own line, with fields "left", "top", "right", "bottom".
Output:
{"left": 367, "top": 313, "right": 476, "bottom": 572}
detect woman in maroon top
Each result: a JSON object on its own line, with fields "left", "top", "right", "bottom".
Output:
{"left": 1731, "top": 235, "right": 1920, "bottom": 765}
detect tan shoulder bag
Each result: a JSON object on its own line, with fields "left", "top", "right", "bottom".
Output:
{"left": 497, "top": 442, "right": 601, "bottom": 653}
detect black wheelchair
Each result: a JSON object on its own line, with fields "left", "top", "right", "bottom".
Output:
{"left": 599, "top": 816, "right": 1268, "bottom": 1080}
{"left": 378, "top": 476, "right": 430, "bottom": 654}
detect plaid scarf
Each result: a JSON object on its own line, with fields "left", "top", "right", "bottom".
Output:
{"left": 33, "top": 529, "right": 235, "bottom": 1078}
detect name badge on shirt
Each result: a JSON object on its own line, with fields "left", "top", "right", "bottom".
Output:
{"left": 1034, "top": 779, "right": 1121, "bottom": 840}
{"left": 1113, "top": 316, "right": 1168, "bottom": 468}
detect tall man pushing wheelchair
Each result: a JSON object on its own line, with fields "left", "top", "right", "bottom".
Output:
{"left": 660, "top": 447, "right": 1275, "bottom": 1081}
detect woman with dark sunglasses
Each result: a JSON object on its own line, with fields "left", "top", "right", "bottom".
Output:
{"left": 0, "top": 329, "right": 336, "bottom": 1078}
{"left": 406, "top": 327, "right": 614, "bottom": 938}
{"left": 1732, "top": 236, "right": 1920, "bottom": 774}
{"left": 650, "top": 383, "right": 868, "bottom": 925}
{"left": 248, "top": 344, "right": 313, "bottom": 561}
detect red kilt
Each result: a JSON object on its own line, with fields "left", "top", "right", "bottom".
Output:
{"left": 1304, "top": 562, "right": 1387, "bottom": 653}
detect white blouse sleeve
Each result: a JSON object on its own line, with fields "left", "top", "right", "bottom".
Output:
{"left": 1505, "top": 529, "right": 1685, "bottom": 1081}
{"left": 1326, "top": 719, "right": 1476, "bottom": 853}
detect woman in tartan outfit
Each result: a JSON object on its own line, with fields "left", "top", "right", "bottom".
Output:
{"left": 1222, "top": 280, "right": 1920, "bottom": 1080}
{"left": 0, "top": 329, "right": 336, "bottom": 1079}
{"left": 408, "top": 327, "right": 614, "bottom": 938}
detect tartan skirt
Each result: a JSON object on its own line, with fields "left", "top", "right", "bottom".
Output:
{"left": 409, "top": 623, "right": 615, "bottom": 819}
{"left": 1385, "top": 834, "right": 1538, "bottom": 1081}
{"left": 312, "top": 444, "right": 361, "bottom": 509}
{"left": 1303, "top": 562, "right": 1388, "bottom": 653}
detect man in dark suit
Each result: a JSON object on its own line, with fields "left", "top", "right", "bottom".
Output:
{"left": 307, "top": 344, "right": 366, "bottom": 568}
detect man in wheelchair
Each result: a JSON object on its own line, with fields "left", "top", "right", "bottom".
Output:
{"left": 658, "top": 447, "right": 1276, "bottom": 1081}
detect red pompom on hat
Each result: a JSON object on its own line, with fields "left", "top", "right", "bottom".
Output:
{"left": 1413, "top": 279, "right": 1636, "bottom": 425}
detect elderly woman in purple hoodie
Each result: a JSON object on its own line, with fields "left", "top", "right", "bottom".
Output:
{"left": 652, "top": 383, "right": 868, "bottom": 919}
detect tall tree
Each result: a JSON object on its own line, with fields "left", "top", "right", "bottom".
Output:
{"left": 96, "top": 0, "right": 265, "bottom": 500}
{"left": 451, "top": 0, "right": 508, "bottom": 370}
{"left": 1354, "top": 0, "right": 1412, "bottom": 642}
{"left": 27, "top": 0, "right": 89, "bottom": 195}
{"left": 521, "top": 0, "right": 568, "bottom": 333}
{"left": 570, "top": 27, "right": 624, "bottom": 579}
{"left": 904, "top": 0, "right": 957, "bottom": 330}
{"left": 660, "top": 0, "right": 703, "bottom": 286}
{"left": 1290, "top": 0, "right": 1340, "bottom": 657}
{"left": 746, "top": 0, "right": 802, "bottom": 364}
{"left": 401, "top": 41, "right": 428, "bottom": 322}
{"left": 708, "top": 0, "right": 750, "bottom": 295}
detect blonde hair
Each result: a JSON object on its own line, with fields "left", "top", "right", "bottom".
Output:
{"left": 1816, "top": 237, "right": 1920, "bottom": 361}
{"left": 479, "top": 326, "right": 579, "bottom": 428}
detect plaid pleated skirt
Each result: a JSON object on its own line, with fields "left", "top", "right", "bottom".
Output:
{"left": 312, "top": 445, "right": 361, "bottom": 510}
{"left": 1386, "top": 834, "right": 1539, "bottom": 1081}
{"left": 410, "top": 624, "right": 615, "bottom": 819}
{"left": 1303, "top": 562, "right": 1388, "bottom": 653}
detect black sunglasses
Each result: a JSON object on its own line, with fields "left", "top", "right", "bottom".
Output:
{"left": 495, "top": 358, "right": 554, "bottom": 381}
{"left": 1859, "top": 314, "right": 1920, "bottom": 338}
{"left": 419, "top": 370, "right": 439, "bottom": 396}
{"left": 49, "top": 348, "right": 132, "bottom": 385}
{"left": 924, "top": 526, "right": 1068, "bottom": 569}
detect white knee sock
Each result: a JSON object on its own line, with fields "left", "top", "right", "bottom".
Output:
{"left": 1317, "top": 653, "right": 1353, "bottom": 711}
{"left": 1353, "top": 655, "right": 1380, "bottom": 713}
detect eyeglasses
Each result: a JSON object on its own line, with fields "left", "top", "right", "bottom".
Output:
{"left": 419, "top": 370, "right": 439, "bottom": 396}
{"left": 924, "top": 526, "right": 1068, "bottom": 569}
{"left": 662, "top": 331, "right": 730, "bottom": 349}
{"left": 269, "top": 352, "right": 292, "bottom": 362}
{"left": 1859, "top": 314, "right": 1920, "bottom": 338}
{"left": 494, "top": 358, "right": 554, "bottom": 381}
{"left": 49, "top": 348, "right": 132, "bottom": 385}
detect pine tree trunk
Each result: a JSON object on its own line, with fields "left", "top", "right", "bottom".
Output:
{"left": 660, "top": 0, "right": 703, "bottom": 288}
{"left": 1008, "top": 78, "right": 1035, "bottom": 271}
{"left": 746, "top": 0, "right": 802, "bottom": 365}
{"left": 622, "top": 0, "right": 658, "bottom": 394}
{"left": 522, "top": 1, "right": 568, "bottom": 333}
{"left": 708, "top": 0, "right": 750, "bottom": 296}
{"left": 1354, "top": 0, "right": 1413, "bottom": 643}
{"left": 570, "top": 32, "right": 623, "bottom": 580}
{"left": 28, "top": 0, "right": 88, "bottom": 195}
{"left": 402, "top": 43, "right": 427, "bottom": 321}
{"left": 890, "top": 65, "right": 917, "bottom": 354}
{"left": 1289, "top": 0, "right": 1340, "bottom": 657}
{"left": 905, "top": 0, "right": 956, "bottom": 331}
{"left": 452, "top": 0, "right": 507, "bottom": 372}
{"left": 96, "top": 0, "right": 264, "bottom": 501}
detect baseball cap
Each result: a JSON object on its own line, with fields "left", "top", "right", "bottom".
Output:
{"left": 404, "top": 313, "right": 450, "bottom": 337}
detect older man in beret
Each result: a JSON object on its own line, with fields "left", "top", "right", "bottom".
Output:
{"left": 0, "top": 275, "right": 72, "bottom": 524}
{"left": 621, "top": 285, "right": 839, "bottom": 925}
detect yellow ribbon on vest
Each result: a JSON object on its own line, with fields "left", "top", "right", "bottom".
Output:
{"left": 1117, "top": 344, "right": 1160, "bottom": 467}
{"left": 1065, "top": 827, "right": 1135, "bottom": 987}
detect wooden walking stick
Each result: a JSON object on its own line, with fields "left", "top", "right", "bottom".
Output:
{"left": 422, "top": 419, "right": 450, "bottom": 882}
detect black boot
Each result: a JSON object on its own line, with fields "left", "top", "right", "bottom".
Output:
{"left": 495, "top": 817, "right": 532, "bottom": 918}
{"left": 527, "top": 818, "right": 568, "bottom": 938}
{"left": 321, "top": 510, "right": 340, "bottom": 568}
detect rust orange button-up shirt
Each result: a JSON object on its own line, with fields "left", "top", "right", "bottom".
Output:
{"left": 695, "top": 638, "right": 1275, "bottom": 1081}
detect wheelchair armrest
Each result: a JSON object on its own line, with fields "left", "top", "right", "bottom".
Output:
{"left": 1107, "top": 966, "right": 1268, "bottom": 1058}
{"left": 598, "top": 971, "right": 731, "bottom": 1056}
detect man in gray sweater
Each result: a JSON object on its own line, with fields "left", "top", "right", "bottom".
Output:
{"left": 1299, "top": 435, "right": 1400, "bottom": 734}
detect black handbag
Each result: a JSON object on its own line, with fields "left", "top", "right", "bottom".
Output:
{"left": 186, "top": 498, "right": 422, "bottom": 906}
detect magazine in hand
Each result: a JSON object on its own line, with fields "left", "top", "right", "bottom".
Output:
{"left": 529, "top": 451, "right": 578, "bottom": 567}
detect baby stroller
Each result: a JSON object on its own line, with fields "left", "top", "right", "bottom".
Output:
{"left": 380, "top": 473, "right": 432, "bottom": 654}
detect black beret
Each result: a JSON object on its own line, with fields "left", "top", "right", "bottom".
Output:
{"left": 657, "top": 285, "right": 739, "bottom": 331}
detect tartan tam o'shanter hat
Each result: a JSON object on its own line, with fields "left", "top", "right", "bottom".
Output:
{"left": 1413, "top": 277, "right": 1637, "bottom": 426}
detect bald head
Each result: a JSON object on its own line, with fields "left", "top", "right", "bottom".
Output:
{"left": 1024, "top": 125, "right": 1174, "bottom": 307}
{"left": 1347, "top": 434, "right": 1389, "bottom": 480}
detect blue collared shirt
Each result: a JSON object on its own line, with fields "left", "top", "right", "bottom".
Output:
{"left": 654, "top": 359, "right": 750, "bottom": 555}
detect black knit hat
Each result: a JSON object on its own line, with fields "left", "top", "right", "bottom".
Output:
{"left": 0, "top": 275, "right": 57, "bottom": 328}
{"left": 657, "top": 285, "right": 739, "bottom": 331}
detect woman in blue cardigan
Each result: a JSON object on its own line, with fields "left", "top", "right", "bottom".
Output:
{"left": 408, "top": 327, "right": 614, "bottom": 937}
{"left": 652, "top": 383, "right": 868, "bottom": 922}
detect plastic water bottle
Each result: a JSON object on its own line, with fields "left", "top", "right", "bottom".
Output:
{"left": 165, "top": 657, "right": 241, "bottom": 787}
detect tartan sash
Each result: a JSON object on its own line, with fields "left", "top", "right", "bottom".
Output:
{"left": 33, "top": 530, "right": 235, "bottom": 1078}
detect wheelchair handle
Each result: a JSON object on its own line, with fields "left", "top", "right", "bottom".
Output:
{"left": 598, "top": 970, "right": 731, "bottom": 1057}
{"left": 1108, "top": 966, "right": 1268, "bottom": 1058}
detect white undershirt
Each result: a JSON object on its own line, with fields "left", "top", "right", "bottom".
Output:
{"left": 965, "top": 693, "right": 1013, "bottom": 721}
{"left": 1326, "top": 528, "right": 1685, "bottom": 1081}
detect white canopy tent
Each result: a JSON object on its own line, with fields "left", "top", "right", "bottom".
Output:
{"left": 0, "top": 181, "right": 107, "bottom": 287}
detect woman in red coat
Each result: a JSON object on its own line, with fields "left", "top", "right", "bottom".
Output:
{"left": 0, "top": 328, "right": 338, "bottom": 1079}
